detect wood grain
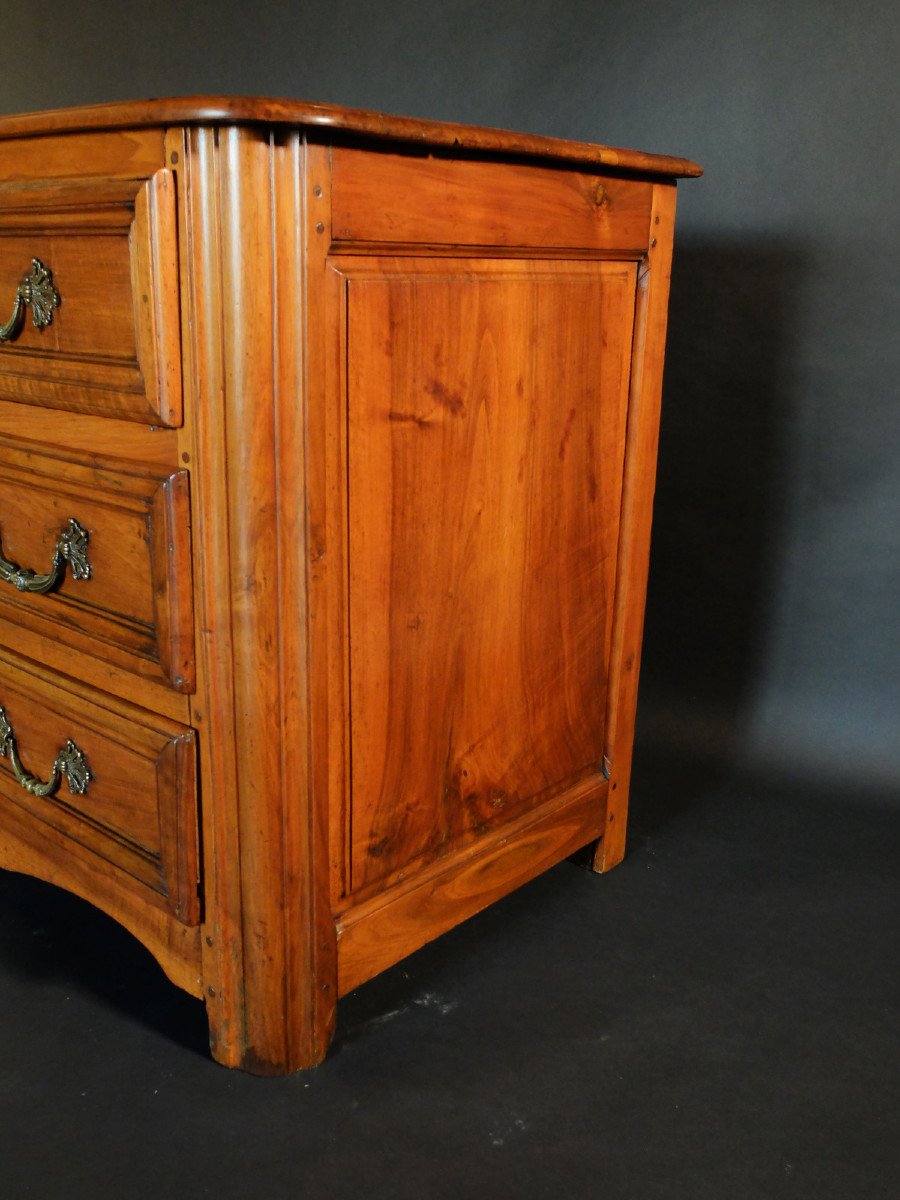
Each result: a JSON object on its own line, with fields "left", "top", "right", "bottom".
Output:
{"left": 131, "top": 169, "right": 183, "bottom": 426}
{"left": 305, "top": 143, "right": 352, "bottom": 913}
{"left": 0, "top": 99, "right": 697, "bottom": 1074}
{"left": 0, "top": 98, "right": 702, "bottom": 179}
{"left": 343, "top": 259, "right": 636, "bottom": 894}
{"left": 332, "top": 147, "right": 652, "bottom": 252}
{"left": 594, "top": 182, "right": 679, "bottom": 872}
{"left": 0, "top": 647, "right": 198, "bottom": 922}
{"left": 180, "top": 125, "right": 337, "bottom": 1073}
{"left": 0, "top": 399, "right": 180, "bottom": 466}
{"left": 0, "top": 612, "right": 190, "bottom": 722}
{"left": 150, "top": 470, "right": 195, "bottom": 692}
{"left": 337, "top": 773, "right": 606, "bottom": 995}
{"left": 0, "top": 438, "right": 194, "bottom": 691}
{"left": 0, "top": 129, "right": 165, "bottom": 182}
{"left": 0, "top": 168, "right": 181, "bottom": 425}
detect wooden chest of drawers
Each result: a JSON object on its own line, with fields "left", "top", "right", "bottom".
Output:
{"left": 0, "top": 98, "right": 699, "bottom": 1073}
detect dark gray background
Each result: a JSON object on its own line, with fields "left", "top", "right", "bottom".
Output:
{"left": 3, "top": 0, "right": 896, "bottom": 788}
{"left": 0, "top": 6, "right": 898, "bottom": 1200}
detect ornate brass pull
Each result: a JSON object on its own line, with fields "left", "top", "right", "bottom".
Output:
{"left": 0, "top": 518, "right": 91, "bottom": 594}
{"left": 0, "top": 259, "right": 60, "bottom": 342}
{"left": 0, "top": 705, "right": 92, "bottom": 797}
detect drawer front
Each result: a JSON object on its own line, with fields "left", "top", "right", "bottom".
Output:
{"left": 0, "top": 171, "right": 181, "bottom": 425}
{"left": 0, "top": 650, "right": 198, "bottom": 923}
{"left": 0, "top": 438, "right": 193, "bottom": 692}
{"left": 330, "top": 146, "right": 653, "bottom": 253}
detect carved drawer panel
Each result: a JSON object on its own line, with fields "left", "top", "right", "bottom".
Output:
{"left": 0, "top": 648, "right": 198, "bottom": 924}
{"left": 0, "top": 170, "right": 181, "bottom": 425}
{"left": 0, "top": 437, "right": 193, "bottom": 692}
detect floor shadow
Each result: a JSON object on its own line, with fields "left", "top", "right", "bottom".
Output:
{"left": 631, "top": 234, "right": 809, "bottom": 835}
{"left": 0, "top": 867, "right": 210, "bottom": 1057}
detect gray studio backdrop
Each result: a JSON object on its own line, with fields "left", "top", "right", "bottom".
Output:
{"left": 2, "top": 0, "right": 897, "bottom": 792}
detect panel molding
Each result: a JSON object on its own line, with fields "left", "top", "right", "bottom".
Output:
{"left": 330, "top": 256, "right": 637, "bottom": 898}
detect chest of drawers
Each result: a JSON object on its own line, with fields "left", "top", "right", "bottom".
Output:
{"left": 0, "top": 98, "right": 699, "bottom": 1073}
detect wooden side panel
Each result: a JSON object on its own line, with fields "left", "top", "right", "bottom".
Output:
{"left": 331, "top": 148, "right": 652, "bottom": 253}
{"left": 344, "top": 260, "right": 636, "bottom": 895}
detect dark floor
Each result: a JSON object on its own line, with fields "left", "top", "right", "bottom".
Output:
{"left": 1, "top": 751, "right": 897, "bottom": 1199}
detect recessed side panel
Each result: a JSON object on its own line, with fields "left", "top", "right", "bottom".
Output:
{"left": 345, "top": 259, "right": 637, "bottom": 895}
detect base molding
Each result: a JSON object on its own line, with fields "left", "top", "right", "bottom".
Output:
{"left": 336, "top": 774, "right": 607, "bottom": 996}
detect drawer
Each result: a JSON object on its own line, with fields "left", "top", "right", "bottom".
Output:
{"left": 0, "top": 170, "right": 181, "bottom": 425}
{"left": 0, "top": 437, "right": 193, "bottom": 692}
{"left": 0, "top": 649, "right": 198, "bottom": 923}
{"left": 330, "top": 146, "right": 653, "bottom": 253}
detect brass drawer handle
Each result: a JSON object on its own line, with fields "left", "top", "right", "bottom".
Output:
{"left": 0, "top": 518, "right": 91, "bottom": 593}
{"left": 0, "top": 705, "right": 92, "bottom": 796}
{"left": 0, "top": 258, "right": 60, "bottom": 342}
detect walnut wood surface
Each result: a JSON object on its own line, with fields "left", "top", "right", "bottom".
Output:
{"left": 594, "top": 182, "right": 679, "bottom": 871}
{"left": 337, "top": 773, "right": 606, "bottom": 996}
{"left": 180, "top": 126, "right": 337, "bottom": 1073}
{"left": 150, "top": 470, "right": 195, "bottom": 692}
{"left": 331, "top": 147, "right": 653, "bottom": 252}
{"left": 0, "top": 647, "right": 198, "bottom": 923}
{"left": 131, "top": 169, "right": 183, "bottom": 426}
{"left": 0, "top": 101, "right": 697, "bottom": 1074}
{"left": 0, "top": 98, "right": 702, "bottom": 178}
{"left": 0, "top": 170, "right": 181, "bottom": 425}
{"left": 0, "top": 439, "right": 194, "bottom": 691}
{"left": 343, "top": 258, "right": 635, "bottom": 895}
{"left": 0, "top": 130, "right": 166, "bottom": 183}
{"left": 0, "top": 399, "right": 180, "bottom": 467}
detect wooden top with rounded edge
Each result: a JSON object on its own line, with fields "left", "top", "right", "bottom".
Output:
{"left": 0, "top": 96, "right": 703, "bottom": 178}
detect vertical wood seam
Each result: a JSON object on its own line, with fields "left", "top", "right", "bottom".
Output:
{"left": 342, "top": 269, "right": 354, "bottom": 897}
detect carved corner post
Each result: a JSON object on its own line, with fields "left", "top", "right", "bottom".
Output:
{"left": 594, "top": 181, "right": 678, "bottom": 873}
{"left": 178, "top": 123, "right": 337, "bottom": 1072}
